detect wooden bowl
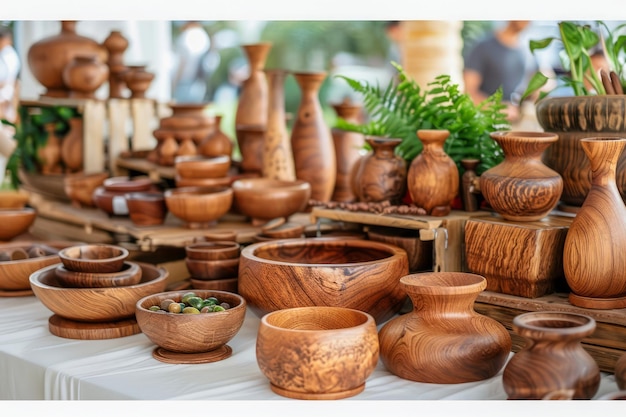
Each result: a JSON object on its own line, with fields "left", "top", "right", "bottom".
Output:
{"left": 185, "top": 242, "right": 240, "bottom": 260}
{"left": 58, "top": 244, "right": 129, "bottom": 273}
{"left": 239, "top": 237, "right": 409, "bottom": 323}
{"left": 92, "top": 186, "right": 129, "bottom": 216}
{"left": 256, "top": 306, "right": 379, "bottom": 400}
{"left": 232, "top": 178, "right": 311, "bottom": 225}
{"left": 103, "top": 176, "right": 153, "bottom": 193}
{"left": 0, "top": 189, "right": 30, "bottom": 209}
{"left": 185, "top": 257, "right": 239, "bottom": 280}
{"left": 0, "top": 207, "right": 37, "bottom": 241}
{"left": 261, "top": 222, "right": 305, "bottom": 239}
{"left": 30, "top": 262, "right": 169, "bottom": 322}
{"left": 125, "top": 191, "right": 167, "bottom": 226}
{"left": 174, "top": 175, "right": 232, "bottom": 188}
{"left": 55, "top": 261, "right": 142, "bottom": 288}
{"left": 135, "top": 289, "right": 246, "bottom": 353}
{"left": 0, "top": 241, "right": 75, "bottom": 291}
{"left": 190, "top": 277, "right": 238, "bottom": 293}
{"left": 164, "top": 186, "right": 233, "bottom": 229}
{"left": 175, "top": 155, "right": 231, "bottom": 179}
{"left": 63, "top": 171, "right": 109, "bottom": 208}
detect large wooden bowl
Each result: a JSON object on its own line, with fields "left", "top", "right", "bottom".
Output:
{"left": 164, "top": 186, "right": 233, "bottom": 229}
{"left": 58, "top": 243, "right": 128, "bottom": 273}
{"left": 135, "top": 289, "right": 246, "bottom": 353}
{"left": 239, "top": 237, "right": 409, "bottom": 323}
{"left": 174, "top": 155, "right": 231, "bottom": 179}
{"left": 256, "top": 306, "right": 379, "bottom": 400}
{"left": 231, "top": 178, "right": 311, "bottom": 225}
{"left": 0, "top": 207, "right": 37, "bottom": 241}
{"left": 30, "top": 262, "right": 168, "bottom": 322}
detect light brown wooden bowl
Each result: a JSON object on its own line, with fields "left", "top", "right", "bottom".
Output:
{"left": 125, "top": 191, "right": 167, "bottom": 226}
{"left": 185, "top": 241, "right": 240, "bottom": 260}
{"left": 231, "top": 178, "right": 311, "bottom": 225}
{"left": 239, "top": 237, "right": 409, "bottom": 323}
{"left": 55, "top": 261, "right": 142, "bottom": 288}
{"left": 174, "top": 155, "right": 231, "bottom": 179}
{"left": 30, "top": 262, "right": 169, "bottom": 322}
{"left": 0, "top": 241, "right": 75, "bottom": 291}
{"left": 174, "top": 175, "right": 231, "bottom": 188}
{"left": 0, "top": 207, "right": 37, "bottom": 241}
{"left": 185, "top": 257, "right": 239, "bottom": 280}
{"left": 135, "top": 289, "right": 246, "bottom": 353}
{"left": 58, "top": 244, "right": 129, "bottom": 273}
{"left": 164, "top": 186, "right": 233, "bottom": 229}
{"left": 190, "top": 277, "right": 238, "bottom": 293}
{"left": 256, "top": 306, "right": 379, "bottom": 400}
{"left": 0, "top": 189, "right": 30, "bottom": 209}
{"left": 63, "top": 171, "right": 109, "bottom": 208}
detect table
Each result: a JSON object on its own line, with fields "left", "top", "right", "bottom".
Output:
{"left": 0, "top": 295, "right": 621, "bottom": 403}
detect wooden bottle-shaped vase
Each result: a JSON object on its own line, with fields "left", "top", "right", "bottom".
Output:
{"left": 263, "top": 69, "right": 295, "bottom": 181}
{"left": 198, "top": 115, "right": 233, "bottom": 158}
{"left": 502, "top": 311, "right": 600, "bottom": 399}
{"left": 103, "top": 30, "right": 129, "bottom": 99}
{"left": 60, "top": 117, "right": 84, "bottom": 173}
{"left": 235, "top": 124, "right": 265, "bottom": 174}
{"left": 479, "top": 131, "right": 562, "bottom": 221}
{"left": 563, "top": 137, "right": 626, "bottom": 309}
{"left": 378, "top": 272, "right": 511, "bottom": 384}
{"left": 331, "top": 98, "right": 365, "bottom": 202}
{"left": 460, "top": 158, "right": 480, "bottom": 212}
{"left": 407, "top": 129, "right": 459, "bottom": 216}
{"left": 355, "top": 136, "right": 406, "bottom": 204}
{"left": 290, "top": 71, "right": 336, "bottom": 202}
{"left": 38, "top": 123, "right": 62, "bottom": 174}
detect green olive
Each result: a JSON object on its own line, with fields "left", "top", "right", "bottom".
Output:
{"left": 187, "top": 296, "right": 204, "bottom": 310}
{"left": 168, "top": 302, "right": 182, "bottom": 314}
{"left": 182, "top": 306, "right": 200, "bottom": 314}
{"left": 181, "top": 292, "right": 197, "bottom": 304}
{"left": 149, "top": 305, "right": 161, "bottom": 311}
{"left": 204, "top": 297, "right": 218, "bottom": 305}
{"left": 212, "top": 305, "right": 226, "bottom": 312}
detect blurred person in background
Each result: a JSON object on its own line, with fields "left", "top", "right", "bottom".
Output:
{"left": 0, "top": 26, "right": 20, "bottom": 124}
{"left": 171, "top": 21, "right": 211, "bottom": 103}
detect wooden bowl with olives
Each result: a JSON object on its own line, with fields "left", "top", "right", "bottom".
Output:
{"left": 58, "top": 243, "right": 129, "bottom": 273}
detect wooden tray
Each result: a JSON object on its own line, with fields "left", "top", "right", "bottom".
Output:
{"left": 152, "top": 345, "right": 232, "bottom": 364}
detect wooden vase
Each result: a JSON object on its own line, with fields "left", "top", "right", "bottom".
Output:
{"left": 502, "top": 311, "right": 600, "bottom": 399}
{"left": 479, "top": 131, "right": 563, "bottom": 221}
{"left": 355, "top": 136, "right": 406, "bottom": 204}
{"left": 38, "top": 123, "right": 62, "bottom": 174}
{"left": 331, "top": 98, "right": 365, "bottom": 202}
{"left": 407, "top": 129, "right": 459, "bottom": 216}
{"left": 103, "top": 30, "right": 129, "bottom": 99}
{"left": 60, "top": 117, "right": 84, "bottom": 173}
{"left": 563, "top": 137, "right": 626, "bottom": 309}
{"left": 235, "top": 124, "right": 265, "bottom": 174}
{"left": 378, "top": 272, "right": 511, "bottom": 384}
{"left": 124, "top": 66, "right": 154, "bottom": 99}
{"left": 290, "top": 72, "right": 336, "bottom": 202}
{"left": 198, "top": 115, "right": 233, "bottom": 158}
{"left": 262, "top": 69, "right": 295, "bottom": 181}
{"left": 62, "top": 55, "right": 109, "bottom": 99}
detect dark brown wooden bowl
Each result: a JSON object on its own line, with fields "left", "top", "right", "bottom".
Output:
{"left": 125, "top": 191, "right": 167, "bottom": 226}
{"left": 55, "top": 261, "right": 142, "bottom": 288}
{"left": 135, "top": 289, "right": 246, "bottom": 353}
{"left": 185, "top": 241, "right": 240, "bottom": 260}
{"left": 190, "top": 277, "right": 238, "bottom": 293}
{"left": 58, "top": 244, "right": 129, "bottom": 273}
{"left": 185, "top": 257, "right": 239, "bottom": 280}
{"left": 239, "top": 237, "right": 409, "bottom": 323}
{"left": 174, "top": 155, "right": 231, "bottom": 179}
{"left": 0, "top": 207, "right": 37, "bottom": 241}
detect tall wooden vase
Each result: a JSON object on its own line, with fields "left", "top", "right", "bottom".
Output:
{"left": 355, "top": 137, "right": 406, "bottom": 204}
{"left": 262, "top": 69, "right": 295, "bottom": 181}
{"left": 290, "top": 72, "right": 336, "bottom": 202}
{"left": 407, "top": 129, "right": 458, "bottom": 216}
{"left": 563, "top": 137, "right": 626, "bottom": 309}
{"left": 60, "top": 117, "right": 84, "bottom": 173}
{"left": 378, "top": 272, "right": 511, "bottom": 384}
{"left": 331, "top": 98, "right": 365, "bottom": 202}
{"left": 38, "top": 123, "right": 62, "bottom": 174}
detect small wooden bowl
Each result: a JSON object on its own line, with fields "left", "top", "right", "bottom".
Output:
{"left": 63, "top": 171, "right": 109, "bottom": 208}
{"left": 164, "top": 186, "right": 233, "bottom": 229}
{"left": 261, "top": 222, "right": 305, "bottom": 239}
{"left": 30, "top": 262, "right": 169, "bottom": 322}
{"left": 203, "top": 229, "right": 237, "bottom": 242}
{"left": 190, "top": 277, "right": 238, "bottom": 293}
{"left": 256, "top": 306, "right": 379, "bottom": 400}
{"left": 58, "top": 244, "right": 129, "bottom": 273}
{"left": 0, "top": 207, "right": 37, "bottom": 241}
{"left": 135, "top": 289, "right": 246, "bottom": 353}
{"left": 55, "top": 261, "right": 142, "bottom": 288}
{"left": 125, "top": 191, "right": 167, "bottom": 226}
{"left": 0, "top": 189, "right": 30, "bottom": 209}
{"left": 185, "top": 257, "right": 239, "bottom": 280}
{"left": 185, "top": 242, "right": 240, "bottom": 260}
{"left": 92, "top": 186, "right": 129, "bottom": 216}
{"left": 103, "top": 176, "right": 153, "bottom": 193}
{"left": 175, "top": 155, "right": 231, "bottom": 179}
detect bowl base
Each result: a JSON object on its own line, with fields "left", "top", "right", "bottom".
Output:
{"left": 569, "top": 292, "right": 626, "bottom": 309}
{"left": 48, "top": 314, "right": 141, "bottom": 340}
{"left": 152, "top": 345, "right": 232, "bottom": 364}
{"left": 269, "top": 382, "right": 365, "bottom": 400}
{"left": 0, "top": 288, "right": 33, "bottom": 297}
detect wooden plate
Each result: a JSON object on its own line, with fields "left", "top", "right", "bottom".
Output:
{"left": 48, "top": 314, "right": 141, "bottom": 340}
{"left": 152, "top": 345, "right": 232, "bottom": 364}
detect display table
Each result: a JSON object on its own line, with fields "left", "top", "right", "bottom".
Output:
{"left": 0, "top": 295, "right": 620, "bottom": 401}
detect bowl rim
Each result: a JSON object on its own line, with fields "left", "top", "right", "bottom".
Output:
{"left": 54, "top": 261, "right": 142, "bottom": 286}
{"left": 185, "top": 241, "right": 241, "bottom": 259}
{"left": 103, "top": 175, "right": 153, "bottom": 192}
{"left": 260, "top": 306, "right": 375, "bottom": 333}
{"left": 164, "top": 186, "right": 233, "bottom": 198}
{"left": 232, "top": 178, "right": 311, "bottom": 192}
{"left": 174, "top": 154, "right": 231, "bottom": 165}
{"left": 57, "top": 243, "right": 129, "bottom": 270}
{"left": 135, "top": 289, "right": 247, "bottom": 315}
{"left": 0, "top": 206, "right": 37, "bottom": 215}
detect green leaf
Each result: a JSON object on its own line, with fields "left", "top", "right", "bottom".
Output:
{"left": 529, "top": 37, "right": 556, "bottom": 53}
{"left": 519, "top": 72, "right": 549, "bottom": 103}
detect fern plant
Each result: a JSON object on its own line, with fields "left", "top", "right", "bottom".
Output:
{"left": 335, "top": 62, "right": 510, "bottom": 174}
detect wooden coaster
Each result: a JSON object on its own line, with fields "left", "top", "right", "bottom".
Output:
{"left": 0, "top": 288, "right": 34, "bottom": 297}
{"left": 269, "top": 382, "right": 365, "bottom": 400}
{"left": 568, "top": 293, "right": 626, "bottom": 310}
{"left": 262, "top": 222, "right": 305, "bottom": 239}
{"left": 48, "top": 314, "right": 141, "bottom": 340}
{"left": 152, "top": 345, "right": 232, "bottom": 364}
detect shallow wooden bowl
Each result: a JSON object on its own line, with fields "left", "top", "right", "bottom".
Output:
{"left": 190, "top": 277, "right": 238, "bottom": 293}
{"left": 164, "top": 186, "right": 233, "bottom": 229}
{"left": 231, "top": 178, "right": 311, "bottom": 225}
{"left": 30, "top": 262, "right": 169, "bottom": 322}
{"left": 55, "top": 261, "right": 142, "bottom": 288}
{"left": 63, "top": 171, "right": 109, "bottom": 208}
{"left": 185, "top": 257, "right": 239, "bottom": 280}
{"left": 175, "top": 155, "right": 231, "bottom": 179}
{"left": 125, "top": 191, "right": 167, "bottom": 226}
{"left": 58, "top": 244, "right": 129, "bottom": 273}
{"left": 103, "top": 176, "right": 153, "bottom": 193}
{"left": 135, "top": 289, "right": 246, "bottom": 353}
{"left": 0, "top": 189, "right": 30, "bottom": 209}
{"left": 0, "top": 241, "right": 75, "bottom": 291}
{"left": 256, "top": 306, "right": 379, "bottom": 400}
{"left": 0, "top": 207, "right": 37, "bottom": 241}
{"left": 185, "top": 241, "right": 240, "bottom": 260}
{"left": 239, "top": 237, "right": 409, "bottom": 323}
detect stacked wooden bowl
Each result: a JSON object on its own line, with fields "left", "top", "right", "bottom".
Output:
{"left": 185, "top": 241, "right": 240, "bottom": 293}
{"left": 174, "top": 155, "right": 232, "bottom": 188}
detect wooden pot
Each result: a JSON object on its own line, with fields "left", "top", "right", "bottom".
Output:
{"left": 60, "top": 117, "right": 84, "bottom": 173}
{"left": 62, "top": 55, "right": 109, "bottom": 99}
{"left": 355, "top": 136, "right": 406, "bottom": 204}
{"left": 197, "top": 115, "right": 233, "bottom": 158}
{"left": 103, "top": 30, "right": 129, "bottom": 99}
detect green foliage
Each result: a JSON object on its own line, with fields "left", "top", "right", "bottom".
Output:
{"left": 334, "top": 62, "right": 510, "bottom": 174}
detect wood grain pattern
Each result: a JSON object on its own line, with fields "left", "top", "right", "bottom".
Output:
{"left": 238, "top": 237, "right": 409, "bottom": 324}
{"left": 378, "top": 272, "right": 511, "bottom": 384}
{"left": 185, "top": 257, "right": 239, "bottom": 280}
{"left": 256, "top": 306, "right": 379, "bottom": 400}
{"left": 355, "top": 137, "right": 406, "bottom": 204}
{"left": 58, "top": 243, "right": 128, "bottom": 273}
{"left": 48, "top": 314, "right": 140, "bottom": 340}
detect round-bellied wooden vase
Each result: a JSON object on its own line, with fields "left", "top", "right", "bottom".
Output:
{"left": 616, "top": 352, "right": 626, "bottom": 390}
{"left": 38, "top": 123, "right": 62, "bottom": 174}
{"left": 378, "top": 272, "right": 511, "bottom": 384}
{"left": 479, "top": 131, "right": 563, "bottom": 221}
{"left": 355, "top": 136, "right": 406, "bottom": 204}
{"left": 198, "top": 115, "right": 233, "bottom": 158}
{"left": 62, "top": 55, "right": 109, "bottom": 99}
{"left": 563, "top": 137, "right": 626, "bottom": 309}
{"left": 263, "top": 69, "right": 295, "bottom": 181}
{"left": 407, "top": 129, "right": 459, "bottom": 216}
{"left": 290, "top": 72, "right": 336, "bottom": 202}
{"left": 60, "top": 117, "right": 84, "bottom": 173}
{"left": 331, "top": 98, "right": 365, "bottom": 202}
{"left": 502, "top": 311, "right": 600, "bottom": 399}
